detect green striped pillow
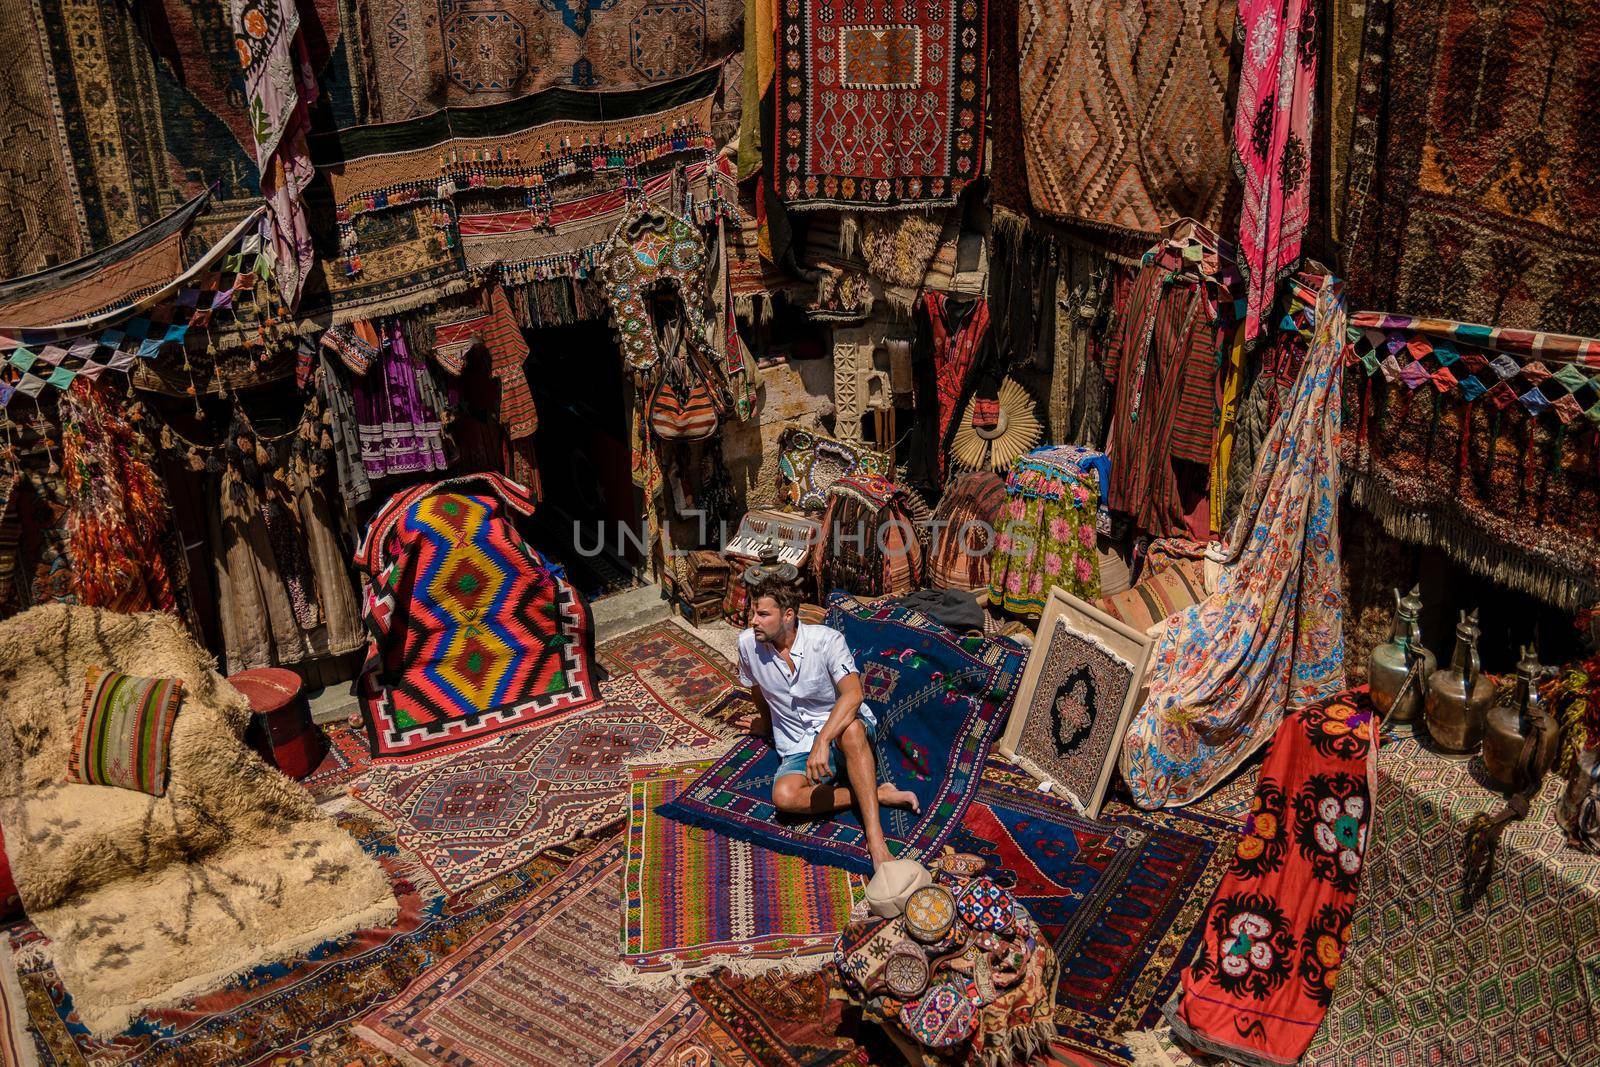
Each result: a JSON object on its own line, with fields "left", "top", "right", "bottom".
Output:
{"left": 69, "top": 668, "right": 184, "bottom": 795}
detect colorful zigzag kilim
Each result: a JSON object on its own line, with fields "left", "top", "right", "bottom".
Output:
{"left": 356, "top": 473, "right": 598, "bottom": 761}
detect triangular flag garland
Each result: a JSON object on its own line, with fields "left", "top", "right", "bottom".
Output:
{"left": 0, "top": 211, "right": 271, "bottom": 409}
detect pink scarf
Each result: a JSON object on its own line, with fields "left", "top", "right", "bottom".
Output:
{"left": 1235, "top": 0, "right": 1318, "bottom": 342}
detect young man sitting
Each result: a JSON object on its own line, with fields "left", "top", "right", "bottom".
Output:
{"left": 737, "top": 583, "right": 919, "bottom": 870}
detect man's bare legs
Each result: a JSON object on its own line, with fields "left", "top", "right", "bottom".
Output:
{"left": 771, "top": 720, "right": 921, "bottom": 869}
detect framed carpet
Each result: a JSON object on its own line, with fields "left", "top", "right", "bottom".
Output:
{"left": 774, "top": 0, "right": 987, "bottom": 209}
{"left": 356, "top": 838, "right": 696, "bottom": 1067}
{"left": 998, "top": 588, "right": 1153, "bottom": 817}
{"left": 7, "top": 812, "right": 586, "bottom": 1066}
{"left": 956, "top": 761, "right": 1237, "bottom": 1064}
{"left": 657, "top": 594, "right": 1025, "bottom": 874}
{"left": 617, "top": 757, "right": 863, "bottom": 985}
{"left": 353, "top": 674, "right": 724, "bottom": 896}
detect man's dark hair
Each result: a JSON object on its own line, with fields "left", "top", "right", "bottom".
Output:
{"left": 753, "top": 581, "right": 803, "bottom": 619}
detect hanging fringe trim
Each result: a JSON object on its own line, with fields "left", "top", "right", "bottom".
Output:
{"left": 975, "top": 1020, "right": 1059, "bottom": 1067}
{"left": 1344, "top": 470, "right": 1600, "bottom": 612}
{"left": 602, "top": 943, "right": 836, "bottom": 992}
{"left": 205, "top": 275, "right": 480, "bottom": 350}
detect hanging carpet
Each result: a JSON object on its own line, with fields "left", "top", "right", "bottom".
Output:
{"left": 359, "top": 0, "right": 743, "bottom": 123}
{"left": 354, "top": 472, "right": 600, "bottom": 761}
{"left": 1019, "top": 0, "right": 1233, "bottom": 236}
{"left": 774, "top": 0, "right": 987, "bottom": 209}
{"left": 1340, "top": 0, "right": 1600, "bottom": 337}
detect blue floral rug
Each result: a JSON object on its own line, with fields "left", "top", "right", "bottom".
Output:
{"left": 657, "top": 593, "right": 1026, "bottom": 874}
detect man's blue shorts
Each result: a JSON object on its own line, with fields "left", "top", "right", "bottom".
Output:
{"left": 774, "top": 716, "right": 877, "bottom": 783}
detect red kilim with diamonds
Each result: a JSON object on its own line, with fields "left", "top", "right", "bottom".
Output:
{"left": 776, "top": 0, "right": 987, "bottom": 209}
{"left": 354, "top": 474, "right": 598, "bottom": 761}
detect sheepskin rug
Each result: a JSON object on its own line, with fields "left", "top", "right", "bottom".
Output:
{"left": 0, "top": 605, "right": 396, "bottom": 1036}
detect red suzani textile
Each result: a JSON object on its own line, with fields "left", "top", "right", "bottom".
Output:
{"left": 922, "top": 293, "right": 992, "bottom": 479}
{"left": 354, "top": 473, "right": 597, "bottom": 762}
{"left": 1165, "top": 690, "right": 1377, "bottom": 1066}
{"left": 776, "top": 0, "right": 987, "bottom": 209}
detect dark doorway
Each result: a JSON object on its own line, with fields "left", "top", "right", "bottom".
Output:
{"left": 525, "top": 320, "right": 643, "bottom": 601}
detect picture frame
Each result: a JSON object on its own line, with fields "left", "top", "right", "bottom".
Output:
{"left": 996, "top": 587, "right": 1155, "bottom": 818}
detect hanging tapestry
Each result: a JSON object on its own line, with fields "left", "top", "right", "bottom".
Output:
{"left": 231, "top": 0, "right": 318, "bottom": 309}
{"left": 918, "top": 293, "right": 992, "bottom": 481}
{"left": 1343, "top": 317, "right": 1600, "bottom": 611}
{"left": 457, "top": 158, "right": 734, "bottom": 284}
{"left": 1019, "top": 0, "right": 1232, "bottom": 236}
{"left": 810, "top": 474, "right": 928, "bottom": 599}
{"left": 1164, "top": 690, "right": 1375, "bottom": 1066}
{"left": 0, "top": 0, "right": 370, "bottom": 280}
{"left": 310, "top": 66, "right": 722, "bottom": 277}
{"left": 0, "top": 212, "right": 269, "bottom": 408}
{"left": 1121, "top": 278, "right": 1346, "bottom": 810}
{"left": 0, "top": 193, "right": 208, "bottom": 327}
{"left": 597, "top": 200, "right": 715, "bottom": 373}
{"left": 774, "top": 0, "right": 987, "bottom": 209}
{"left": 929, "top": 471, "right": 1007, "bottom": 592}
{"left": 1340, "top": 0, "right": 1600, "bottom": 337}
{"left": 359, "top": 0, "right": 742, "bottom": 122}
{"left": 354, "top": 473, "right": 600, "bottom": 761}
{"left": 658, "top": 594, "right": 1024, "bottom": 875}
{"left": 1234, "top": 0, "right": 1318, "bottom": 343}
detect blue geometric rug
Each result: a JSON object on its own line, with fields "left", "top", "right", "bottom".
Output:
{"left": 657, "top": 593, "right": 1026, "bottom": 875}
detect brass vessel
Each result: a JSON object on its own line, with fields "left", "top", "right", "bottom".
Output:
{"left": 1423, "top": 609, "right": 1494, "bottom": 753}
{"left": 1482, "top": 645, "right": 1558, "bottom": 791}
{"left": 1369, "top": 586, "right": 1435, "bottom": 722}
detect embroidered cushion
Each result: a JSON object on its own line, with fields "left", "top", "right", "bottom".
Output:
{"left": 1095, "top": 557, "right": 1207, "bottom": 635}
{"left": 883, "top": 939, "right": 931, "bottom": 999}
{"left": 69, "top": 668, "right": 184, "bottom": 795}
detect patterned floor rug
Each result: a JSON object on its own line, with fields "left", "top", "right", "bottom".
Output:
{"left": 617, "top": 757, "right": 863, "bottom": 986}
{"left": 597, "top": 622, "right": 744, "bottom": 721}
{"left": 303, "top": 721, "right": 376, "bottom": 804}
{"left": 954, "top": 761, "right": 1237, "bottom": 1064}
{"left": 353, "top": 674, "right": 726, "bottom": 896}
{"left": 686, "top": 969, "right": 886, "bottom": 1066}
{"left": 356, "top": 837, "right": 696, "bottom": 1067}
{"left": 659, "top": 596, "right": 1026, "bottom": 874}
{"left": 7, "top": 812, "right": 592, "bottom": 1066}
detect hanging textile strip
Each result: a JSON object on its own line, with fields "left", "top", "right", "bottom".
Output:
{"left": 774, "top": 0, "right": 987, "bottom": 209}
{"left": 310, "top": 67, "right": 723, "bottom": 276}
{"left": 0, "top": 192, "right": 209, "bottom": 328}
{"left": 230, "top": 0, "right": 318, "bottom": 309}
{"left": 1120, "top": 276, "right": 1347, "bottom": 809}
{"left": 1344, "top": 319, "right": 1600, "bottom": 429}
{"left": 0, "top": 211, "right": 270, "bottom": 408}
{"left": 455, "top": 159, "right": 736, "bottom": 284}
{"left": 1233, "top": 0, "right": 1318, "bottom": 343}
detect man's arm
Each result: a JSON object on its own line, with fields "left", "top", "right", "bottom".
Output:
{"left": 805, "top": 672, "right": 864, "bottom": 783}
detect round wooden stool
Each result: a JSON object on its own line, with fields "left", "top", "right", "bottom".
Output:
{"left": 228, "top": 667, "right": 327, "bottom": 780}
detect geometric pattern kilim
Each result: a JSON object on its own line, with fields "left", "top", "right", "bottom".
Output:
{"left": 358, "top": 479, "right": 600, "bottom": 761}
{"left": 353, "top": 674, "right": 722, "bottom": 896}
{"left": 1301, "top": 731, "right": 1600, "bottom": 1065}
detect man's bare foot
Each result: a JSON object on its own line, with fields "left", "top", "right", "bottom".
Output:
{"left": 868, "top": 840, "right": 893, "bottom": 870}
{"left": 877, "top": 782, "right": 922, "bottom": 814}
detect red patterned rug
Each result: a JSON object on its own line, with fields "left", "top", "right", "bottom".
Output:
{"left": 351, "top": 673, "right": 727, "bottom": 896}
{"left": 774, "top": 0, "right": 987, "bottom": 209}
